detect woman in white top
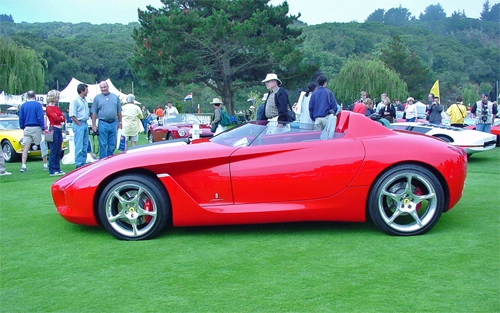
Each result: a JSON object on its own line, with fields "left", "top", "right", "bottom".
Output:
{"left": 294, "top": 82, "right": 316, "bottom": 129}
{"left": 404, "top": 97, "right": 418, "bottom": 122}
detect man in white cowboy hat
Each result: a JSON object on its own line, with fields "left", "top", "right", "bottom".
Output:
{"left": 260, "top": 73, "right": 291, "bottom": 124}
{"left": 210, "top": 98, "right": 226, "bottom": 135}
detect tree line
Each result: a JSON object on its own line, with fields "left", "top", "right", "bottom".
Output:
{"left": 0, "top": 0, "right": 498, "bottom": 114}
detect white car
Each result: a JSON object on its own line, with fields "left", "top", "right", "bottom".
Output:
{"left": 391, "top": 122, "right": 497, "bottom": 156}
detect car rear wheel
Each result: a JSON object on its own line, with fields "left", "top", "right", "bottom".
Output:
{"left": 2, "top": 141, "right": 19, "bottom": 162}
{"left": 98, "top": 174, "right": 170, "bottom": 240}
{"left": 167, "top": 133, "right": 174, "bottom": 140}
{"left": 433, "top": 135, "right": 453, "bottom": 143}
{"left": 368, "top": 164, "right": 444, "bottom": 236}
{"left": 148, "top": 132, "right": 154, "bottom": 143}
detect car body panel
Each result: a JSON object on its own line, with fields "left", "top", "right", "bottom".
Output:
{"left": 52, "top": 112, "right": 468, "bottom": 233}
{"left": 391, "top": 122, "right": 497, "bottom": 155}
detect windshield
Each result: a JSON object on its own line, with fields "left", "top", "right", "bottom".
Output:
{"left": 164, "top": 114, "right": 202, "bottom": 124}
{"left": 210, "top": 121, "right": 341, "bottom": 147}
{"left": 0, "top": 118, "right": 20, "bottom": 130}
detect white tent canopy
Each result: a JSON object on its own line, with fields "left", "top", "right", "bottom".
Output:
{"left": 414, "top": 101, "right": 427, "bottom": 116}
{"left": 58, "top": 78, "right": 137, "bottom": 104}
{"left": 0, "top": 91, "right": 27, "bottom": 106}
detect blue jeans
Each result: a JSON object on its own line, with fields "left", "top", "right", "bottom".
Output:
{"left": 48, "top": 127, "right": 62, "bottom": 174}
{"left": 406, "top": 117, "right": 416, "bottom": 122}
{"left": 98, "top": 120, "right": 118, "bottom": 159}
{"left": 73, "top": 121, "right": 89, "bottom": 168}
{"left": 142, "top": 116, "right": 151, "bottom": 134}
{"left": 476, "top": 123, "right": 491, "bottom": 133}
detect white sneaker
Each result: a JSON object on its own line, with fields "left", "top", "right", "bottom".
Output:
{"left": 43, "top": 164, "right": 49, "bottom": 170}
{"left": 20, "top": 166, "right": 27, "bottom": 173}
{"left": 0, "top": 171, "right": 11, "bottom": 176}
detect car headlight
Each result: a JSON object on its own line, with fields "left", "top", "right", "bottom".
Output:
{"left": 19, "top": 137, "right": 25, "bottom": 146}
{"left": 178, "top": 129, "right": 186, "bottom": 137}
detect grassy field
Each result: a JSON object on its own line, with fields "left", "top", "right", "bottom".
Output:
{"left": 0, "top": 141, "right": 499, "bottom": 312}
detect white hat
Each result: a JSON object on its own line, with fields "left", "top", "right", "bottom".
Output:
{"left": 261, "top": 73, "right": 282, "bottom": 86}
{"left": 210, "top": 98, "right": 223, "bottom": 105}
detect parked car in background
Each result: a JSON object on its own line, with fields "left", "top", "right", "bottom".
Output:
{"left": 0, "top": 114, "right": 68, "bottom": 162}
{"left": 52, "top": 111, "right": 468, "bottom": 240}
{"left": 465, "top": 119, "right": 500, "bottom": 146}
{"left": 148, "top": 113, "right": 213, "bottom": 143}
{"left": 391, "top": 121, "right": 497, "bottom": 156}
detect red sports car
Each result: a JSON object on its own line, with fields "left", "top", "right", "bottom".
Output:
{"left": 148, "top": 113, "right": 213, "bottom": 142}
{"left": 51, "top": 111, "right": 468, "bottom": 240}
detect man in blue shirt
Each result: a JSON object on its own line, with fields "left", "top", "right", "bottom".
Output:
{"left": 18, "top": 90, "right": 46, "bottom": 172}
{"left": 91, "top": 81, "right": 122, "bottom": 159}
{"left": 309, "top": 75, "right": 338, "bottom": 130}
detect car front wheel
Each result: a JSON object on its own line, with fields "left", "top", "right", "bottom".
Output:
{"left": 98, "top": 174, "right": 170, "bottom": 240}
{"left": 148, "top": 132, "right": 154, "bottom": 143}
{"left": 368, "top": 164, "right": 444, "bottom": 236}
{"left": 2, "top": 141, "right": 19, "bottom": 162}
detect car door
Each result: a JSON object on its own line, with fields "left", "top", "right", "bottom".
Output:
{"left": 229, "top": 136, "right": 365, "bottom": 204}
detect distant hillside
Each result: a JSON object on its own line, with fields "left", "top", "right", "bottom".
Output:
{"left": 0, "top": 13, "right": 498, "bottom": 108}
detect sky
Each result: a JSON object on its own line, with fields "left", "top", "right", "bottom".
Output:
{"left": 1, "top": 0, "right": 485, "bottom": 25}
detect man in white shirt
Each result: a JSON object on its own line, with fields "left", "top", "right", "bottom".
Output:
{"left": 165, "top": 101, "right": 179, "bottom": 119}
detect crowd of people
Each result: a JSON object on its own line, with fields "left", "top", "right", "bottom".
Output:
{"left": 2, "top": 76, "right": 497, "bottom": 177}
{"left": 254, "top": 73, "right": 495, "bottom": 136}
{"left": 7, "top": 81, "right": 150, "bottom": 176}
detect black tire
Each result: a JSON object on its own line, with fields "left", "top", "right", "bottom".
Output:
{"left": 368, "top": 164, "right": 444, "bottom": 236}
{"left": 2, "top": 141, "right": 19, "bottom": 163}
{"left": 148, "top": 132, "right": 154, "bottom": 143}
{"left": 98, "top": 174, "right": 170, "bottom": 240}
{"left": 167, "top": 132, "right": 174, "bottom": 140}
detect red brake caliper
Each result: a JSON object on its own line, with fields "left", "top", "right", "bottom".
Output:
{"left": 143, "top": 198, "right": 153, "bottom": 223}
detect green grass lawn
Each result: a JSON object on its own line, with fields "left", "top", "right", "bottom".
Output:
{"left": 0, "top": 143, "right": 499, "bottom": 313}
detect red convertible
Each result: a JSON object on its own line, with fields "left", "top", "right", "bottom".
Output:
{"left": 51, "top": 111, "right": 468, "bottom": 240}
{"left": 148, "top": 113, "right": 212, "bottom": 142}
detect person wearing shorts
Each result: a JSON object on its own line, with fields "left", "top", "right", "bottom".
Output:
{"left": 18, "top": 91, "right": 46, "bottom": 172}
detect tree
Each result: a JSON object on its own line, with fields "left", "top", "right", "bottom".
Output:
{"left": 383, "top": 6, "right": 412, "bottom": 26}
{"left": 480, "top": 1, "right": 500, "bottom": 22}
{"left": 130, "top": 0, "right": 316, "bottom": 114}
{"left": 330, "top": 59, "right": 407, "bottom": 106}
{"left": 378, "top": 36, "right": 429, "bottom": 99}
{"left": 0, "top": 14, "right": 14, "bottom": 23}
{"left": 419, "top": 4, "right": 446, "bottom": 21}
{"left": 365, "top": 9, "right": 385, "bottom": 23}
{"left": 461, "top": 83, "right": 478, "bottom": 107}
{"left": 0, "top": 38, "right": 46, "bottom": 94}
{"left": 480, "top": 1, "right": 491, "bottom": 20}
